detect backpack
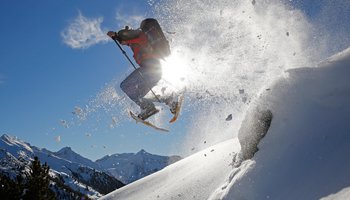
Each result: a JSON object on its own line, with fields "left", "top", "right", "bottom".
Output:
{"left": 140, "top": 18, "right": 171, "bottom": 59}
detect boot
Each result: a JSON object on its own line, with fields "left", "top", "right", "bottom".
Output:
{"left": 138, "top": 105, "right": 159, "bottom": 120}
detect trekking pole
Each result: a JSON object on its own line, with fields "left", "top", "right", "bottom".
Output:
{"left": 112, "top": 39, "right": 162, "bottom": 103}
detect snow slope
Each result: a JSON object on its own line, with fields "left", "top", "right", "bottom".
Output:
{"left": 321, "top": 187, "right": 350, "bottom": 200}
{"left": 101, "top": 47, "right": 350, "bottom": 199}
{"left": 101, "top": 139, "right": 240, "bottom": 200}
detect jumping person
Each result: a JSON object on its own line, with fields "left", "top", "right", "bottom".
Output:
{"left": 107, "top": 18, "right": 178, "bottom": 120}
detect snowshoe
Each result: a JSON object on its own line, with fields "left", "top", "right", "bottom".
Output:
{"left": 169, "top": 95, "right": 184, "bottom": 123}
{"left": 130, "top": 111, "right": 169, "bottom": 132}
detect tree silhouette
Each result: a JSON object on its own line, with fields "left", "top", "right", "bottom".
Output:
{"left": 23, "top": 156, "right": 55, "bottom": 200}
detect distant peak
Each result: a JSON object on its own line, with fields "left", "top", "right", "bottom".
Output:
{"left": 137, "top": 149, "right": 148, "bottom": 155}
{"left": 57, "top": 147, "right": 74, "bottom": 154}
{"left": 1, "top": 134, "right": 15, "bottom": 141}
{"left": 1, "top": 134, "right": 20, "bottom": 144}
{"left": 0, "top": 134, "right": 33, "bottom": 153}
{"left": 62, "top": 146, "right": 72, "bottom": 150}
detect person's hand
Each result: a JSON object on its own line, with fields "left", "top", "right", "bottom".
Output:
{"left": 107, "top": 31, "right": 117, "bottom": 39}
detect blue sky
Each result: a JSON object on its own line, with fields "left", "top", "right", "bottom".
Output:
{"left": 1, "top": 0, "right": 349, "bottom": 161}
{"left": 0, "top": 0, "right": 187, "bottom": 160}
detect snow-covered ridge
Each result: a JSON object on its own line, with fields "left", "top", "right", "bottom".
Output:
{"left": 0, "top": 134, "right": 124, "bottom": 198}
{"left": 0, "top": 134, "right": 181, "bottom": 199}
{"left": 54, "top": 146, "right": 99, "bottom": 169}
{"left": 0, "top": 134, "right": 34, "bottom": 158}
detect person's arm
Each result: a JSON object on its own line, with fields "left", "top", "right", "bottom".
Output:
{"left": 107, "top": 27, "right": 142, "bottom": 44}
{"left": 117, "top": 29, "right": 142, "bottom": 41}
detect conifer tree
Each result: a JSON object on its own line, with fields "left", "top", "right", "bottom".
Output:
{"left": 0, "top": 173, "right": 23, "bottom": 200}
{"left": 23, "top": 156, "right": 56, "bottom": 200}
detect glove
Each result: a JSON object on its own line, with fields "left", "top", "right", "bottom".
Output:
{"left": 107, "top": 31, "right": 120, "bottom": 41}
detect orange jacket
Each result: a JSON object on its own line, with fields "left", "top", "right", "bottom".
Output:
{"left": 119, "top": 30, "right": 159, "bottom": 65}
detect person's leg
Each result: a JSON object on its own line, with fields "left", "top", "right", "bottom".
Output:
{"left": 120, "top": 68, "right": 146, "bottom": 108}
{"left": 140, "top": 60, "right": 180, "bottom": 114}
{"left": 120, "top": 59, "right": 162, "bottom": 116}
{"left": 136, "top": 59, "right": 162, "bottom": 107}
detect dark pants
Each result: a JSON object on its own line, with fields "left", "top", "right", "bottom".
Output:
{"left": 120, "top": 59, "right": 162, "bottom": 109}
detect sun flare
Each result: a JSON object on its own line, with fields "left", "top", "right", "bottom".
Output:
{"left": 161, "top": 51, "right": 189, "bottom": 88}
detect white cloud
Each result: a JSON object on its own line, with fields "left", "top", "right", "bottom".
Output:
{"left": 61, "top": 12, "right": 109, "bottom": 49}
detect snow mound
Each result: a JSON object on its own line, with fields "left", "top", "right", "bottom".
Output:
{"left": 217, "top": 47, "right": 350, "bottom": 199}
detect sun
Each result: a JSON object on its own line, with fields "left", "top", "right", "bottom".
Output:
{"left": 160, "top": 52, "right": 189, "bottom": 88}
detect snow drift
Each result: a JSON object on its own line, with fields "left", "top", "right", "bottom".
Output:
{"left": 216, "top": 47, "right": 350, "bottom": 200}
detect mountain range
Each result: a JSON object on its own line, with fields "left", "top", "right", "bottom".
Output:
{"left": 0, "top": 134, "right": 181, "bottom": 199}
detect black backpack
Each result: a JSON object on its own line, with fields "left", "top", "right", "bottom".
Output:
{"left": 140, "top": 18, "right": 171, "bottom": 59}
